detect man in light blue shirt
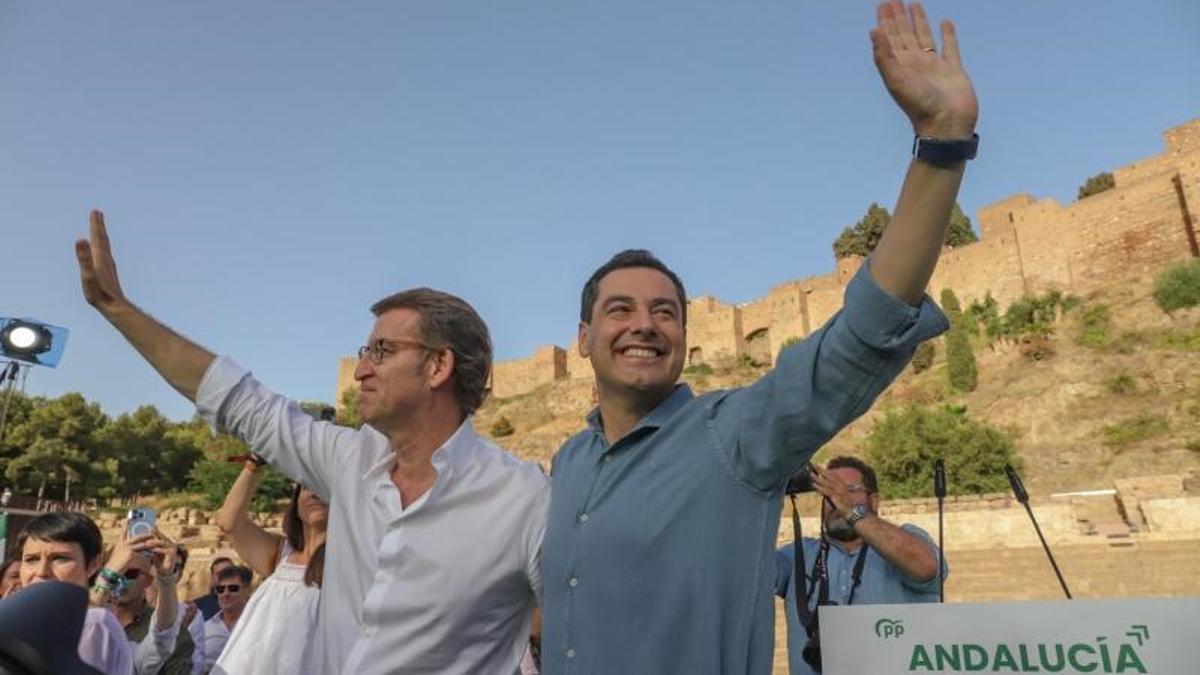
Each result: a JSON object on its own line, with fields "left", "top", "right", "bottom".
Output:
{"left": 541, "top": 3, "right": 978, "bottom": 672}
{"left": 775, "top": 456, "right": 946, "bottom": 674}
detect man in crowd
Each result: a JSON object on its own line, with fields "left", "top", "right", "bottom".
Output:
{"left": 115, "top": 540, "right": 193, "bottom": 675}
{"left": 75, "top": 217, "right": 547, "bottom": 674}
{"left": 193, "top": 557, "right": 232, "bottom": 621}
{"left": 540, "top": 2, "right": 978, "bottom": 672}
{"left": 201, "top": 565, "right": 252, "bottom": 673}
{"left": 776, "top": 457, "right": 945, "bottom": 674}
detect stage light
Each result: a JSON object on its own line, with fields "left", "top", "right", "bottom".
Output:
{"left": 1, "top": 321, "right": 51, "bottom": 356}
{"left": 0, "top": 318, "right": 68, "bottom": 367}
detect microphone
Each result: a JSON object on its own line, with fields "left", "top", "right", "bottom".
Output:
{"left": 1005, "top": 464, "right": 1072, "bottom": 599}
{"left": 934, "top": 459, "right": 946, "bottom": 603}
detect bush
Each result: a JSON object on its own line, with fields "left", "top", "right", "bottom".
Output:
{"left": 911, "top": 342, "right": 935, "bottom": 373}
{"left": 864, "top": 404, "right": 1017, "bottom": 499}
{"left": 941, "top": 289, "right": 977, "bottom": 392}
{"left": 683, "top": 363, "right": 714, "bottom": 376}
{"left": 1153, "top": 261, "right": 1200, "bottom": 315}
{"left": 1077, "top": 172, "right": 1115, "bottom": 200}
{"left": 1100, "top": 413, "right": 1169, "bottom": 449}
{"left": 490, "top": 416, "right": 515, "bottom": 438}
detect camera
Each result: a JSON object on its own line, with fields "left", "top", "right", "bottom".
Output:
{"left": 785, "top": 462, "right": 817, "bottom": 494}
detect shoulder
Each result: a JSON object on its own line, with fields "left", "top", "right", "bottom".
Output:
{"left": 460, "top": 426, "right": 550, "bottom": 494}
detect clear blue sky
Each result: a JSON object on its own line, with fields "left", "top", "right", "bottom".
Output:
{"left": 2, "top": 1, "right": 1197, "bottom": 421}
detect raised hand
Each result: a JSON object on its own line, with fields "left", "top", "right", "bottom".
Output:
{"left": 871, "top": 1, "right": 978, "bottom": 139}
{"left": 75, "top": 209, "right": 131, "bottom": 315}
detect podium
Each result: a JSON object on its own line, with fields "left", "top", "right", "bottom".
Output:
{"left": 818, "top": 597, "right": 1198, "bottom": 674}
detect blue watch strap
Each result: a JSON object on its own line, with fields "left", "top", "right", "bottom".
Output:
{"left": 912, "top": 133, "right": 979, "bottom": 163}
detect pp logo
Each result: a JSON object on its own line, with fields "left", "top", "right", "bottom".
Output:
{"left": 874, "top": 619, "right": 905, "bottom": 639}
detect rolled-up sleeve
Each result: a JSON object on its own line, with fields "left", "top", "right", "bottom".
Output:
{"left": 195, "top": 356, "right": 362, "bottom": 501}
{"left": 712, "top": 261, "right": 949, "bottom": 491}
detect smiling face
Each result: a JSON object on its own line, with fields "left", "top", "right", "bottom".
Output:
{"left": 579, "top": 266, "right": 687, "bottom": 409}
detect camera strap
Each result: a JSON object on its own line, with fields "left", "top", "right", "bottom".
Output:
{"left": 790, "top": 494, "right": 871, "bottom": 635}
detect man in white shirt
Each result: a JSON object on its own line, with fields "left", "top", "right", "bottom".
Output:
{"left": 201, "top": 566, "right": 251, "bottom": 673}
{"left": 75, "top": 214, "right": 549, "bottom": 675}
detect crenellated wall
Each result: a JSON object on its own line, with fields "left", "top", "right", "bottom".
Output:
{"left": 338, "top": 118, "right": 1200, "bottom": 402}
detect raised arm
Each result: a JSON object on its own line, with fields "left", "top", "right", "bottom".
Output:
{"left": 75, "top": 210, "right": 214, "bottom": 400}
{"left": 867, "top": 1, "right": 979, "bottom": 304}
{"left": 215, "top": 463, "right": 285, "bottom": 578}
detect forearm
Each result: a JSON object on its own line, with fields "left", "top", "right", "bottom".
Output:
{"left": 153, "top": 578, "right": 180, "bottom": 633}
{"left": 854, "top": 516, "right": 939, "bottom": 582}
{"left": 104, "top": 302, "right": 215, "bottom": 402}
{"left": 215, "top": 465, "right": 262, "bottom": 533}
{"left": 868, "top": 158, "right": 967, "bottom": 305}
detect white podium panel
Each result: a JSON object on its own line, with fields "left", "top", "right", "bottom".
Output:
{"left": 819, "top": 597, "right": 1198, "bottom": 674}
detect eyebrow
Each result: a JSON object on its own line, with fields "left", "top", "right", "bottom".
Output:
{"left": 602, "top": 295, "right": 680, "bottom": 310}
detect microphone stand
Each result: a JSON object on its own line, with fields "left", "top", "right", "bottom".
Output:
{"left": 934, "top": 459, "right": 946, "bottom": 603}
{"left": 1006, "top": 464, "right": 1072, "bottom": 599}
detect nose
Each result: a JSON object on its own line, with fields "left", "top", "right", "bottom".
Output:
{"left": 32, "top": 559, "right": 53, "bottom": 580}
{"left": 628, "top": 306, "right": 658, "bottom": 337}
{"left": 354, "top": 356, "right": 374, "bottom": 381}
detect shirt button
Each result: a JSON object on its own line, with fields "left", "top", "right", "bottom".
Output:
{"left": 569, "top": 577, "right": 579, "bottom": 587}
{"left": 578, "top": 513, "right": 589, "bottom": 523}
{"left": 603, "top": 455, "right": 612, "bottom": 463}
{"left": 566, "top": 649, "right": 576, "bottom": 659}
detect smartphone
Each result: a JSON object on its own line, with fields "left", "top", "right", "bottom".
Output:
{"left": 126, "top": 507, "right": 157, "bottom": 538}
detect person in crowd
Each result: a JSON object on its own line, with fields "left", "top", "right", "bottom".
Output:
{"left": 114, "top": 530, "right": 190, "bottom": 675}
{"left": 539, "top": 3, "right": 978, "bottom": 671}
{"left": 212, "top": 457, "right": 328, "bottom": 674}
{"left": 192, "top": 557, "right": 232, "bottom": 621}
{"left": 17, "top": 511, "right": 170, "bottom": 675}
{"left": 0, "top": 558, "right": 21, "bottom": 597}
{"left": 200, "top": 565, "right": 252, "bottom": 672}
{"left": 775, "top": 457, "right": 946, "bottom": 674}
{"left": 76, "top": 219, "right": 548, "bottom": 674}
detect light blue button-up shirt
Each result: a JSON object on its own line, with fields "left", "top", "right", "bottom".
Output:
{"left": 775, "top": 525, "right": 946, "bottom": 675}
{"left": 541, "top": 263, "right": 948, "bottom": 674}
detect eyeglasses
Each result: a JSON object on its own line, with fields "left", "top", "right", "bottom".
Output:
{"left": 215, "top": 584, "right": 241, "bottom": 594}
{"left": 123, "top": 569, "right": 143, "bottom": 581}
{"left": 845, "top": 484, "right": 873, "bottom": 495}
{"left": 356, "top": 338, "right": 434, "bottom": 365}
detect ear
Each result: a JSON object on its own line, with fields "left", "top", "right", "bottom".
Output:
{"left": 577, "top": 321, "right": 591, "bottom": 358}
{"left": 426, "top": 347, "right": 456, "bottom": 391}
{"left": 869, "top": 492, "right": 881, "bottom": 512}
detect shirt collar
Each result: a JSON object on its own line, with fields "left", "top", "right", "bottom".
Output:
{"left": 362, "top": 416, "right": 478, "bottom": 481}
{"left": 586, "top": 384, "right": 695, "bottom": 436}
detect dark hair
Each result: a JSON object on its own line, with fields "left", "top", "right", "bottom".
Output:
{"left": 16, "top": 512, "right": 103, "bottom": 566}
{"left": 580, "top": 249, "right": 688, "bottom": 326}
{"left": 216, "top": 565, "right": 252, "bottom": 585}
{"left": 282, "top": 483, "right": 327, "bottom": 588}
{"left": 826, "top": 456, "right": 879, "bottom": 494}
{"left": 210, "top": 556, "right": 233, "bottom": 572}
{"left": 370, "top": 288, "right": 492, "bottom": 415}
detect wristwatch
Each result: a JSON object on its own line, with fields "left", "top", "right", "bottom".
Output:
{"left": 846, "top": 504, "right": 872, "bottom": 528}
{"left": 912, "top": 133, "right": 979, "bottom": 163}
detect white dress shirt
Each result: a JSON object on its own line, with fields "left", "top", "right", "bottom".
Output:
{"left": 202, "top": 612, "right": 232, "bottom": 673}
{"left": 196, "top": 356, "right": 549, "bottom": 675}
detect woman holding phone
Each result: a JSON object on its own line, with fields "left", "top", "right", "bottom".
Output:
{"left": 211, "top": 454, "right": 327, "bottom": 674}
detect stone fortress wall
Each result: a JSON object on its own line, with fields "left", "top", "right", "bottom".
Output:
{"left": 337, "top": 119, "right": 1200, "bottom": 403}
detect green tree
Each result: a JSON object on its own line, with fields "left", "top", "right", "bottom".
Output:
{"left": 865, "top": 404, "right": 1017, "bottom": 499}
{"left": 1153, "top": 261, "right": 1200, "bottom": 315}
{"left": 833, "top": 203, "right": 891, "bottom": 259}
{"left": 1077, "top": 172, "right": 1115, "bottom": 200}
{"left": 299, "top": 401, "right": 336, "bottom": 421}
{"left": 2, "top": 393, "right": 109, "bottom": 500}
{"left": 945, "top": 203, "right": 978, "bottom": 248}
{"left": 490, "top": 416, "right": 515, "bottom": 438}
{"left": 95, "top": 405, "right": 203, "bottom": 499}
{"left": 940, "top": 289, "right": 977, "bottom": 392}
{"left": 185, "top": 431, "right": 290, "bottom": 512}
{"left": 337, "top": 388, "right": 363, "bottom": 429}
